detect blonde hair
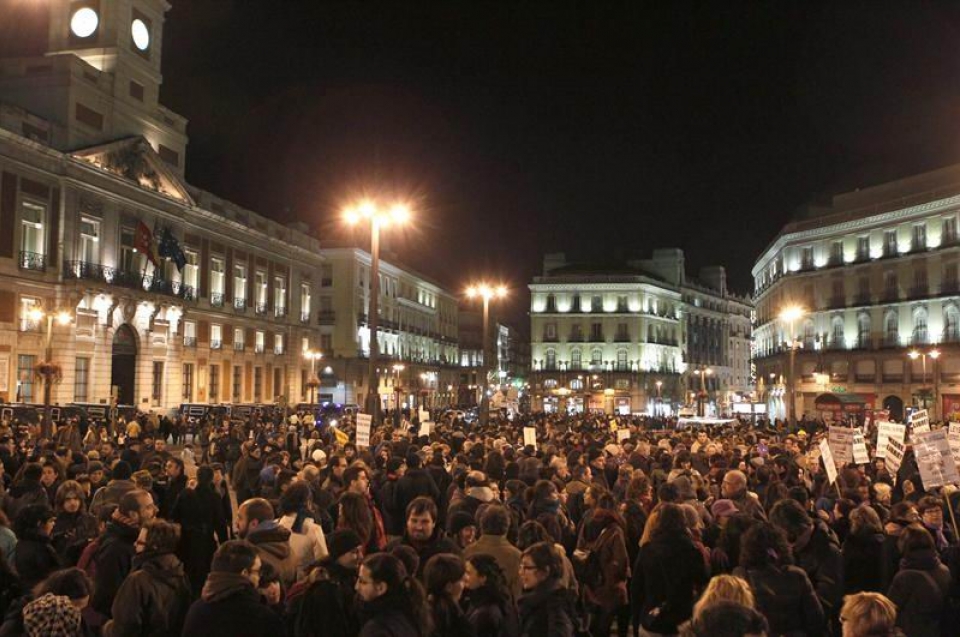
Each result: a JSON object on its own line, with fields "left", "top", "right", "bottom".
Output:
{"left": 840, "top": 592, "right": 897, "bottom": 637}
{"left": 692, "top": 575, "right": 755, "bottom": 619}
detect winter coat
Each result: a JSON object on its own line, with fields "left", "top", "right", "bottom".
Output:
{"left": 4, "top": 481, "right": 48, "bottom": 522}
{"left": 463, "top": 534, "right": 523, "bottom": 599}
{"left": 181, "top": 572, "right": 282, "bottom": 637}
{"left": 734, "top": 564, "right": 826, "bottom": 637}
{"left": 245, "top": 522, "right": 298, "bottom": 587}
{"left": 841, "top": 531, "right": 885, "bottom": 594}
{"left": 393, "top": 469, "right": 441, "bottom": 523}
{"left": 577, "top": 510, "right": 629, "bottom": 612}
{"left": 630, "top": 533, "right": 708, "bottom": 634}
{"left": 887, "top": 549, "right": 951, "bottom": 637}
{"left": 12, "top": 532, "right": 61, "bottom": 590}
{"left": 358, "top": 590, "right": 422, "bottom": 637}
{"left": 51, "top": 510, "right": 98, "bottom": 566}
{"left": 158, "top": 474, "right": 186, "bottom": 520}
{"left": 277, "top": 514, "right": 328, "bottom": 580}
{"left": 385, "top": 528, "right": 460, "bottom": 578}
{"left": 91, "top": 520, "right": 140, "bottom": 617}
{"left": 517, "top": 578, "right": 576, "bottom": 637}
{"left": 172, "top": 485, "right": 227, "bottom": 594}
{"left": 102, "top": 552, "right": 192, "bottom": 637}
{"left": 793, "top": 520, "right": 844, "bottom": 618}
{"left": 378, "top": 475, "right": 405, "bottom": 536}
{"left": 286, "top": 562, "right": 358, "bottom": 637}
{"left": 464, "top": 586, "right": 519, "bottom": 637}
{"left": 430, "top": 596, "right": 473, "bottom": 637}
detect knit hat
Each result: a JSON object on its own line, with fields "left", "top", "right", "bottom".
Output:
{"left": 711, "top": 499, "right": 739, "bottom": 519}
{"left": 449, "top": 511, "right": 477, "bottom": 536}
{"left": 22, "top": 593, "right": 82, "bottom": 637}
{"left": 327, "top": 529, "right": 363, "bottom": 562}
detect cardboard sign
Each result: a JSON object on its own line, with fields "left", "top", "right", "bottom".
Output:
{"left": 828, "top": 426, "right": 854, "bottom": 466}
{"left": 819, "top": 439, "right": 838, "bottom": 485}
{"left": 876, "top": 422, "right": 906, "bottom": 459}
{"left": 886, "top": 438, "right": 905, "bottom": 478}
{"left": 523, "top": 427, "right": 537, "bottom": 447}
{"left": 914, "top": 429, "right": 960, "bottom": 490}
{"left": 911, "top": 409, "right": 931, "bottom": 439}
{"left": 949, "top": 423, "right": 960, "bottom": 466}
{"left": 419, "top": 421, "right": 434, "bottom": 437}
{"left": 617, "top": 428, "right": 631, "bottom": 443}
{"left": 852, "top": 430, "right": 870, "bottom": 465}
{"left": 355, "top": 414, "right": 372, "bottom": 448}
{"left": 419, "top": 409, "right": 429, "bottom": 423}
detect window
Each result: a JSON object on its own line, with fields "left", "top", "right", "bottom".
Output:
{"left": 945, "top": 217, "right": 958, "bottom": 245}
{"left": 544, "top": 323, "right": 557, "bottom": 340}
{"left": 17, "top": 354, "right": 36, "bottom": 402}
{"left": 884, "top": 272, "right": 898, "bottom": 299}
{"left": 208, "top": 365, "right": 220, "bottom": 402}
{"left": 857, "top": 314, "right": 871, "bottom": 348}
{"left": 79, "top": 217, "right": 99, "bottom": 264}
{"left": 183, "top": 320, "right": 197, "bottom": 347}
{"left": 913, "top": 224, "right": 927, "bottom": 251}
{"left": 884, "top": 230, "right": 897, "bottom": 256}
{"left": 183, "top": 250, "right": 199, "bottom": 291}
{"left": 545, "top": 294, "right": 557, "bottom": 312}
{"left": 255, "top": 330, "right": 265, "bottom": 354}
{"left": 300, "top": 282, "right": 311, "bottom": 321}
{"left": 944, "top": 263, "right": 958, "bottom": 292}
{"left": 831, "top": 316, "right": 844, "bottom": 346}
{"left": 320, "top": 264, "right": 333, "bottom": 287}
{"left": 857, "top": 236, "right": 870, "bottom": 260}
{"left": 571, "top": 349, "right": 582, "bottom": 369}
{"left": 590, "top": 323, "right": 603, "bottom": 341}
{"left": 591, "top": 296, "right": 602, "bottom": 312}
{"left": 274, "top": 334, "right": 284, "bottom": 355}
{"left": 615, "top": 378, "right": 630, "bottom": 390}
{"left": 319, "top": 296, "right": 333, "bottom": 314}
{"left": 543, "top": 379, "right": 558, "bottom": 389}
{"left": 617, "top": 349, "right": 628, "bottom": 370}
{"left": 255, "top": 271, "right": 267, "bottom": 309}
{"left": 617, "top": 296, "right": 628, "bottom": 312}
{"left": 211, "top": 324, "right": 222, "bottom": 349}
{"left": 857, "top": 276, "right": 870, "bottom": 302}
{"left": 945, "top": 306, "right": 960, "bottom": 342}
{"left": 19, "top": 296, "right": 40, "bottom": 332}
{"left": 570, "top": 324, "right": 583, "bottom": 341}
{"left": 234, "top": 328, "right": 244, "bottom": 351}
{"left": 591, "top": 348, "right": 603, "bottom": 366}
{"left": 570, "top": 378, "right": 583, "bottom": 390}
{"left": 800, "top": 246, "right": 813, "bottom": 269}
{"left": 913, "top": 265, "right": 928, "bottom": 293}
{"left": 254, "top": 367, "right": 263, "bottom": 402}
{"left": 274, "top": 276, "right": 287, "bottom": 316}
{"left": 120, "top": 226, "right": 140, "bottom": 273}
{"left": 182, "top": 363, "right": 194, "bottom": 401}
{"left": 273, "top": 368, "right": 282, "bottom": 400}
{"left": 545, "top": 349, "right": 557, "bottom": 370}
{"left": 152, "top": 361, "right": 164, "bottom": 401}
{"left": 210, "top": 257, "right": 225, "bottom": 301}
{"left": 74, "top": 357, "right": 89, "bottom": 402}
{"left": 885, "top": 312, "right": 899, "bottom": 344}
{"left": 830, "top": 241, "right": 843, "bottom": 264}
{"left": 232, "top": 365, "right": 242, "bottom": 402}
{"left": 20, "top": 201, "right": 45, "bottom": 267}
{"left": 233, "top": 264, "right": 247, "bottom": 304}
{"left": 320, "top": 334, "right": 332, "bottom": 351}
{"left": 913, "top": 308, "right": 928, "bottom": 344}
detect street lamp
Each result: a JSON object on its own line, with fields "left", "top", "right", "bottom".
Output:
{"left": 344, "top": 199, "right": 411, "bottom": 425}
{"left": 303, "top": 350, "right": 323, "bottom": 405}
{"left": 696, "top": 367, "right": 713, "bottom": 417}
{"left": 392, "top": 363, "right": 405, "bottom": 428}
{"left": 778, "top": 305, "right": 807, "bottom": 427}
{"left": 908, "top": 348, "right": 941, "bottom": 416}
{"left": 466, "top": 282, "right": 508, "bottom": 425}
{"left": 27, "top": 307, "right": 73, "bottom": 439}
{"left": 655, "top": 380, "right": 663, "bottom": 417}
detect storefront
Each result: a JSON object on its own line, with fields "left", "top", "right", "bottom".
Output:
{"left": 813, "top": 393, "right": 870, "bottom": 423}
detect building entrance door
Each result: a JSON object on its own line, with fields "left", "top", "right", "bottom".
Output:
{"left": 111, "top": 324, "right": 138, "bottom": 405}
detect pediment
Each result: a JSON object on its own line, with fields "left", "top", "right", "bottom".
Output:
{"left": 71, "top": 137, "right": 195, "bottom": 205}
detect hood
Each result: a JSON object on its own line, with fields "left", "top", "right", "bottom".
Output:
{"left": 201, "top": 572, "right": 256, "bottom": 603}
{"left": 136, "top": 552, "right": 187, "bottom": 586}
{"left": 247, "top": 523, "right": 292, "bottom": 559}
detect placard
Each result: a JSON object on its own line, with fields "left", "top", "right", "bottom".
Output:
{"left": 819, "top": 439, "right": 838, "bottom": 485}
{"left": 852, "top": 430, "right": 869, "bottom": 465}
{"left": 886, "top": 438, "right": 905, "bottom": 478}
{"left": 419, "top": 421, "right": 434, "bottom": 437}
{"left": 355, "top": 414, "right": 372, "bottom": 448}
{"left": 617, "top": 428, "right": 631, "bottom": 443}
{"left": 876, "top": 422, "right": 906, "bottom": 459}
{"left": 828, "top": 426, "right": 854, "bottom": 466}
{"left": 949, "top": 423, "right": 960, "bottom": 466}
{"left": 0, "top": 354, "right": 8, "bottom": 393}
{"left": 914, "top": 429, "right": 960, "bottom": 490}
{"left": 911, "top": 409, "right": 931, "bottom": 439}
{"left": 523, "top": 427, "right": 537, "bottom": 447}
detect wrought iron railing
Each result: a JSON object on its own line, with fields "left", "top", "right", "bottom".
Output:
{"left": 234, "top": 298, "right": 247, "bottom": 312}
{"left": 210, "top": 292, "right": 224, "bottom": 307}
{"left": 255, "top": 303, "right": 268, "bottom": 316}
{"left": 183, "top": 336, "right": 197, "bottom": 347}
{"left": 62, "top": 261, "right": 196, "bottom": 300}
{"left": 20, "top": 251, "right": 46, "bottom": 271}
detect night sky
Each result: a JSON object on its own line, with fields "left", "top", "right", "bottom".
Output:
{"left": 5, "top": 1, "right": 960, "bottom": 325}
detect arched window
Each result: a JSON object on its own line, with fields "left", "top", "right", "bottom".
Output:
{"left": 801, "top": 319, "right": 815, "bottom": 348}
{"left": 570, "top": 348, "right": 582, "bottom": 370}
{"left": 831, "top": 316, "right": 845, "bottom": 348}
{"left": 857, "top": 313, "right": 871, "bottom": 348}
{"left": 545, "top": 349, "right": 557, "bottom": 370}
{"left": 570, "top": 378, "right": 583, "bottom": 390}
{"left": 590, "top": 348, "right": 603, "bottom": 367}
{"left": 913, "top": 307, "right": 928, "bottom": 344}
{"left": 884, "top": 311, "right": 899, "bottom": 345}
{"left": 617, "top": 348, "right": 628, "bottom": 370}
{"left": 945, "top": 305, "right": 960, "bottom": 343}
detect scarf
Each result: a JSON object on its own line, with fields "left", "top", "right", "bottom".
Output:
{"left": 201, "top": 572, "right": 255, "bottom": 603}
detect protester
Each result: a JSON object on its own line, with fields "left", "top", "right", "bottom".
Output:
{"left": 463, "top": 553, "right": 519, "bottom": 637}
{"left": 886, "top": 524, "right": 950, "bottom": 637}
{"left": 385, "top": 497, "right": 460, "bottom": 578}
{"left": 423, "top": 553, "right": 472, "bottom": 637}
{"left": 839, "top": 591, "right": 903, "bottom": 637}
{"left": 12, "top": 504, "right": 61, "bottom": 590}
{"left": 356, "top": 552, "right": 432, "bottom": 637}
{"left": 517, "top": 541, "right": 577, "bottom": 637}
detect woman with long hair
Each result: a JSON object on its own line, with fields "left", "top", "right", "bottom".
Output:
{"left": 576, "top": 489, "right": 629, "bottom": 637}
{"left": 733, "top": 521, "right": 825, "bottom": 636}
{"left": 50, "top": 480, "right": 98, "bottom": 566}
{"left": 423, "top": 554, "right": 471, "bottom": 637}
{"left": 526, "top": 480, "right": 574, "bottom": 550}
{"left": 356, "top": 553, "right": 431, "bottom": 637}
{"left": 12, "top": 504, "right": 61, "bottom": 591}
{"left": 463, "top": 554, "right": 519, "bottom": 637}
{"left": 841, "top": 505, "right": 885, "bottom": 594}
{"left": 517, "top": 541, "right": 576, "bottom": 637}
{"left": 887, "top": 524, "right": 951, "bottom": 637}
{"left": 338, "top": 492, "right": 374, "bottom": 552}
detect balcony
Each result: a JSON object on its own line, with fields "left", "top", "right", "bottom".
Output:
{"left": 568, "top": 334, "right": 584, "bottom": 343}
{"left": 19, "top": 250, "right": 45, "bottom": 272}
{"left": 854, "top": 374, "right": 876, "bottom": 383}
{"left": 210, "top": 292, "right": 224, "bottom": 308}
{"left": 881, "top": 289, "right": 900, "bottom": 303}
{"left": 542, "top": 335, "right": 559, "bottom": 343}
{"left": 274, "top": 306, "right": 287, "bottom": 319}
{"left": 852, "top": 294, "right": 871, "bottom": 306}
{"left": 211, "top": 340, "right": 222, "bottom": 350}
{"left": 907, "top": 286, "right": 929, "bottom": 300}
{"left": 826, "top": 297, "right": 846, "bottom": 310}
{"left": 255, "top": 303, "right": 267, "bottom": 316}
{"left": 274, "top": 347, "right": 284, "bottom": 355}
{"left": 233, "top": 342, "right": 245, "bottom": 352}
{"left": 300, "top": 311, "right": 310, "bottom": 324}
{"left": 882, "top": 334, "right": 900, "bottom": 348}
{"left": 64, "top": 261, "right": 106, "bottom": 281}
{"left": 183, "top": 336, "right": 197, "bottom": 348}
{"left": 614, "top": 333, "right": 630, "bottom": 342}
{"left": 318, "top": 311, "right": 336, "bottom": 325}
{"left": 255, "top": 344, "right": 265, "bottom": 354}
{"left": 942, "top": 280, "right": 960, "bottom": 296}
{"left": 234, "top": 298, "right": 247, "bottom": 312}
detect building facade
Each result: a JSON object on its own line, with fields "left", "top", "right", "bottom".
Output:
{"left": 752, "top": 163, "right": 960, "bottom": 423}
{"left": 529, "top": 251, "right": 753, "bottom": 415}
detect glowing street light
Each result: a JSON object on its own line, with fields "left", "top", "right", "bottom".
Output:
{"left": 778, "top": 305, "right": 807, "bottom": 427}
{"left": 343, "top": 198, "right": 412, "bottom": 424}
{"left": 908, "top": 348, "right": 941, "bottom": 416}
{"left": 465, "top": 281, "right": 508, "bottom": 425}
{"left": 303, "top": 350, "right": 323, "bottom": 404}
{"left": 27, "top": 307, "right": 74, "bottom": 438}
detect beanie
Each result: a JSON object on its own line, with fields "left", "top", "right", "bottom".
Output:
{"left": 327, "top": 529, "right": 363, "bottom": 562}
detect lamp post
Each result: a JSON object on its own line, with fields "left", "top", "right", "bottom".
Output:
{"left": 779, "top": 305, "right": 807, "bottom": 428}
{"left": 304, "top": 350, "right": 323, "bottom": 405}
{"left": 696, "top": 367, "right": 713, "bottom": 417}
{"left": 344, "top": 199, "right": 411, "bottom": 426}
{"left": 466, "top": 282, "right": 508, "bottom": 426}
{"left": 655, "top": 379, "right": 663, "bottom": 417}
{"left": 27, "top": 307, "right": 72, "bottom": 439}
{"left": 392, "top": 363, "right": 405, "bottom": 428}
{"left": 908, "top": 348, "right": 940, "bottom": 416}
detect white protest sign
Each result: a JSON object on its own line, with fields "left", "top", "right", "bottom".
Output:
{"left": 914, "top": 428, "right": 960, "bottom": 490}
{"left": 911, "top": 409, "right": 931, "bottom": 440}
{"left": 852, "top": 429, "right": 870, "bottom": 465}
{"left": 886, "top": 437, "right": 905, "bottom": 478}
{"left": 949, "top": 423, "right": 960, "bottom": 466}
{"left": 617, "top": 428, "right": 631, "bottom": 443}
{"left": 355, "top": 414, "right": 372, "bottom": 448}
{"left": 523, "top": 427, "right": 537, "bottom": 447}
{"left": 876, "top": 422, "right": 906, "bottom": 459}
{"left": 419, "top": 409, "right": 429, "bottom": 423}
{"left": 819, "top": 439, "right": 838, "bottom": 485}
{"left": 828, "top": 426, "right": 854, "bottom": 466}
{"left": 418, "top": 421, "right": 434, "bottom": 437}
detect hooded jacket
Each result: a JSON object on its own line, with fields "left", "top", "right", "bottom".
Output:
{"left": 91, "top": 517, "right": 140, "bottom": 617}
{"left": 245, "top": 521, "right": 298, "bottom": 587}
{"left": 102, "top": 552, "right": 192, "bottom": 637}
{"left": 181, "top": 572, "right": 282, "bottom": 637}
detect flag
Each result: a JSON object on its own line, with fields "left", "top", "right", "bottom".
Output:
{"left": 158, "top": 227, "right": 187, "bottom": 272}
{"left": 134, "top": 221, "right": 160, "bottom": 268}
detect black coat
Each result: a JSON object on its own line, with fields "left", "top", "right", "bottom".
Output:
{"left": 91, "top": 521, "right": 139, "bottom": 617}
{"left": 793, "top": 520, "right": 844, "bottom": 617}
{"left": 841, "top": 531, "right": 885, "bottom": 594}
{"left": 358, "top": 591, "right": 422, "bottom": 637}
{"left": 172, "top": 485, "right": 228, "bottom": 595}
{"left": 431, "top": 596, "right": 474, "bottom": 637}
{"left": 394, "top": 469, "right": 441, "bottom": 523}
{"left": 734, "top": 564, "right": 826, "bottom": 637}
{"left": 181, "top": 581, "right": 282, "bottom": 637}
{"left": 287, "top": 563, "right": 358, "bottom": 637}
{"left": 13, "top": 532, "right": 61, "bottom": 590}
{"left": 384, "top": 530, "right": 460, "bottom": 578}
{"left": 51, "top": 510, "right": 98, "bottom": 566}
{"left": 464, "top": 586, "right": 519, "bottom": 637}
{"left": 630, "top": 535, "right": 708, "bottom": 634}
{"left": 517, "top": 579, "right": 576, "bottom": 637}
{"left": 103, "top": 552, "right": 192, "bottom": 637}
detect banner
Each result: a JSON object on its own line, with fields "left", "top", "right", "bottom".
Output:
{"left": 523, "top": 427, "right": 537, "bottom": 447}
{"left": 819, "top": 439, "right": 838, "bottom": 485}
{"left": 886, "top": 438, "right": 905, "bottom": 478}
{"left": 617, "top": 428, "right": 631, "bottom": 443}
{"left": 828, "top": 426, "right": 854, "bottom": 466}
{"left": 911, "top": 409, "right": 931, "bottom": 440}
{"left": 949, "top": 423, "right": 960, "bottom": 466}
{"left": 914, "top": 429, "right": 960, "bottom": 490}
{"left": 355, "top": 414, "right": 372, "bottom": 448}
{"left": 876, "top": 422, "right": 906, "bottom": 459}
{"left": 419, "top": 421, "right": 433, "bottom": 437}
{"left": 852, "top": 430, "right": 869, "bottom": 465}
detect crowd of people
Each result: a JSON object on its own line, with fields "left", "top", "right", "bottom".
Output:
{"left": 0, "top": 406, "right": 954, "bottom": 637}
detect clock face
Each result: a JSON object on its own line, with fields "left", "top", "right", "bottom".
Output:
{"left": 70, "top": 7, "right": 99, "bottom": 39}
{"left": 131, "top": 19, "right": 150, "bottom": 51}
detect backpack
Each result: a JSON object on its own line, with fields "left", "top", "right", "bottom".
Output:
{"left": 572, "top": 528, "right": 609, "bottom": 591}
